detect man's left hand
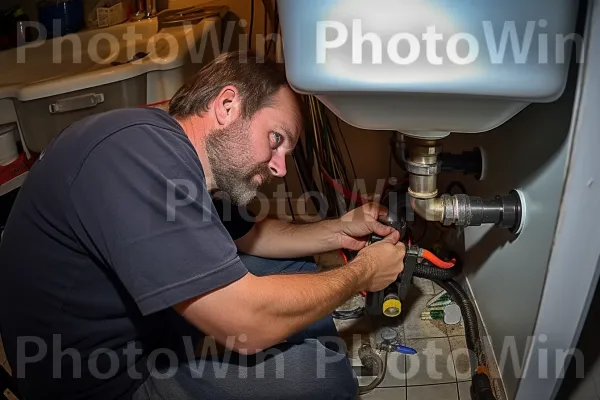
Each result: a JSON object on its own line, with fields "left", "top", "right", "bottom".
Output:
{"left": 336, "top": 203, "right": 399, "bottom": 251}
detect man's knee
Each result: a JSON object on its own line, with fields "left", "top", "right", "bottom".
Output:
{"left": 238, "top": 253, "right": 317, "bottom": 276}
{"left": 287, "top": 339, "right": 358, "bottom": 400}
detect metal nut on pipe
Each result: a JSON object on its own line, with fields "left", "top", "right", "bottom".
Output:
{"left": 411, "top": 194, "right": 475, "bottom": 226}
{"left": 408, "top": 175, "right": 438, "bottom": 199}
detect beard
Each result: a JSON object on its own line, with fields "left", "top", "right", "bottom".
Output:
{"left": 205, "top": 118, "right": 273, "bottom": 206}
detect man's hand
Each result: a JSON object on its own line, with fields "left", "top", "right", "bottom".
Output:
{"left": 350, "top": 235, "right": 406, "bottom": 292}
{"left": 337, "top": 202, "right": 399, "bottom": 251}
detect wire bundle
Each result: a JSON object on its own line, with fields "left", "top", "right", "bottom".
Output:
{"left": 298, "top": 95, "right": 359, "bottom": 217}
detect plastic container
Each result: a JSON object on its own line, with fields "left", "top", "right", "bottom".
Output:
{"left": 0, "top": 123, "right": 18, "bottom": 166}
{"left": 13, "top": 74, "right": 147, "bottom": 153}
{"left": 276, "top": 0, "right": 580, "bottom": 137}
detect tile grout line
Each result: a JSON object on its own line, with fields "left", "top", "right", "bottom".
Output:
{"left": 448, "top": 335, "right": 459, "bottom": 385}
{"left": 405, "top": 382, "right": 464, "bottom": 388}
{"left": 404, "top": 351, "right": 407, "bottom": 388}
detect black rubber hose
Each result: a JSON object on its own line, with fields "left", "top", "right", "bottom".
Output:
{"left": 413, "top": 262, "right": 461, "bottom": 281}
{"left": 435, "top": 279, "right": 487, "bottom": 368}
{"left": 409, "top": 256, "right": 496, "bottom": 399}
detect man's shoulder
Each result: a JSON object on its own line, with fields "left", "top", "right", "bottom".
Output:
{"left": 80, "top": 107, "right": 183, "bottom": 136}
{"left": 77, "top": 108, "right": 197, "bottom": 167}
{"left": 37, "top": 107, "right": 200, "bottom": 187}
{"left": 49, "top": 107, "right": 189, "bottom": 160}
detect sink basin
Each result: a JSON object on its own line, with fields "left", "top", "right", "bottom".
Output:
{"left": 277, "top": 0, "right": 580, "bottom": 137}
{"left": 0, "top": 8, "right": 226, "bottom": 152}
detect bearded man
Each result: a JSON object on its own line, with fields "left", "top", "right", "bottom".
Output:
{"left": 0, "top": 51, "right": 405, "bottom": 400}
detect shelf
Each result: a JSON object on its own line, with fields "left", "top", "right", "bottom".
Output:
{"left": 0, "top": 172, "right": 28, "bottom": 197}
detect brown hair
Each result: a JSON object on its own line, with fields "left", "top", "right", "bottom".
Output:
{"left": 168, "top": 51, "right": 289, "bottom": 120}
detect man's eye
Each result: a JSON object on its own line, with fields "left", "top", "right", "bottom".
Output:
{"left": 272, "top": 132, "right": 283, "bottom": 144}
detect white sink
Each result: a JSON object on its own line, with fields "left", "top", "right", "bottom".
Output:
{"left": 0, "top": 8, "right": 225, "bottom": 153}
{"left": 277, "top": 0, "right": 580, "bottom": 138}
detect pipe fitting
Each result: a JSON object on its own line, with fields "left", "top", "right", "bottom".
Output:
{"left": 410, "top": 197, "right": 445, "bottom": 223}
{"left": 406, "top": 139, "right": 442, "bottom": 200}
{"left": 401, "top": 136, "right": 523, "bottom": 233}
{"left": 411, "top": 192, "right": 524, "bottom": 232}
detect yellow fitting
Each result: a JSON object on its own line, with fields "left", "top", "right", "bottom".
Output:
{"left": 383, "top": 298, "right": 402, "bottom": 317}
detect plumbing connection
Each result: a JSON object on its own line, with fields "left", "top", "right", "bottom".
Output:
{"left": 390, "top": 133, "right": 526, "bottom": 235}
{"left": 356, "top": 132, "right": 521, "bottom": 399}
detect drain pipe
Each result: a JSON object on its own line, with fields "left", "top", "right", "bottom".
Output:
{"left": 403, "top": 136, "right": 525, "bottom": 234}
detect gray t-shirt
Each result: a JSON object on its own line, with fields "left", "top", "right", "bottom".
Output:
{"left": 0, "top": 108, "right": 252, "bottom": 399}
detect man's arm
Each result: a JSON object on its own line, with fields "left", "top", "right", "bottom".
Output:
{"left": 234, "top": 203, "right": 396, "bottom": 258}
{"left": 175, "top": 236, "right": 405, "bottom": 355}
{"left": 234, "top": 218, "right": 341, "bottom": 259}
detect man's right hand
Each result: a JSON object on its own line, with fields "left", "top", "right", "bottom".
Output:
{"left": 350, "top": 232, "right": 406, "bottom": 293}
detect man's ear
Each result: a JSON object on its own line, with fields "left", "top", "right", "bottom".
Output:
{"left": 214, "top": 85, "right": 242, "bottom": 126}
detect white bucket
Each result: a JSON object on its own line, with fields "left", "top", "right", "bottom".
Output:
{"left": 0, "top": 123, "right": 19, "bottom": 166}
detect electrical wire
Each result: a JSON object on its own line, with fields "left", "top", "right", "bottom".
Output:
{"left": 283, "top": 175, "right": 295, "bottom": 221}
{"left": 388, "top": 147, "right": 393, "bottom": 177}
{"left": 335, "top": 117, "right": 357, "bottom": 184}
{"left": 265, "top": 0, "right": 279, "bottom": 58}
{"left": 320, "top": 167, "right": 364, "bottom": 206}
{"left": 337, "top": 249, "right": 348, "bottom": 264}
{"left": 262, "top": 0, "right": 268, "bottom": 55}
{"left": 300, "top": 95, "right": 362, "bottom": 217}
{"left": 248, "top": 0, "right": 255, "bottom": 50}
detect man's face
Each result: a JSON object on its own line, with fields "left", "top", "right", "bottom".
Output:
{"left": 205, "top": 86, "right": 301, "bottom": 205}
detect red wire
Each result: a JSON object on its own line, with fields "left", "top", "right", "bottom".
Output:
{"left": 337, "top": 249, "right": 348, "bottom": 265}
{"left": 319, "top": 166, "right": 364, "bottom": 205}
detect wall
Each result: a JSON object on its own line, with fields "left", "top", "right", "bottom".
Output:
{"left": 554, "top": 261, "right": 600, "bottom": 400}
{"left": 442, "top": 69, "right": 577, "bottom": 399}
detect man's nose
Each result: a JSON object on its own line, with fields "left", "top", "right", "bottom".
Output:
{"left": 268, "top": 153, "right": 287, "bottom": 178}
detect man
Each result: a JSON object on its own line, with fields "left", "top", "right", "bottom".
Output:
{"left": 0, "top": 51, "right": 405, "bottom": 399}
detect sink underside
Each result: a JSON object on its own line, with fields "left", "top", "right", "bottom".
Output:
{"left": 277, "top": 0, "right": 580, "bottom": 134}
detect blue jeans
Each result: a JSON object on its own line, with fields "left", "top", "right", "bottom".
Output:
{"left": 133, "top": 254, "right": 359, "bottom": 400}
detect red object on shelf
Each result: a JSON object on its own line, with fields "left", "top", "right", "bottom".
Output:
{"left": 0, "top": 152, "right": 30, "bottom": 186}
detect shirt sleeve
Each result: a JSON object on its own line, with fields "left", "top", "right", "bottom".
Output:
{"left": 68, "top": 123, "right": 248, "bottom": 316}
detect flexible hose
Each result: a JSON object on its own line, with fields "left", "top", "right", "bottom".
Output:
{"left": 414, "top": 261, "right": 461, "bottom": 281}
{"left": 358, "top": 346, "right": 388, "bottom": 395}
{"left": 413, "top": 255, "right": 487, "bottom": 369}
{"left": 435, "top": 279, "right": 487, "bottom": 368}
{"left": 422, "top": 249, "right": 456, "bottom": 269}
